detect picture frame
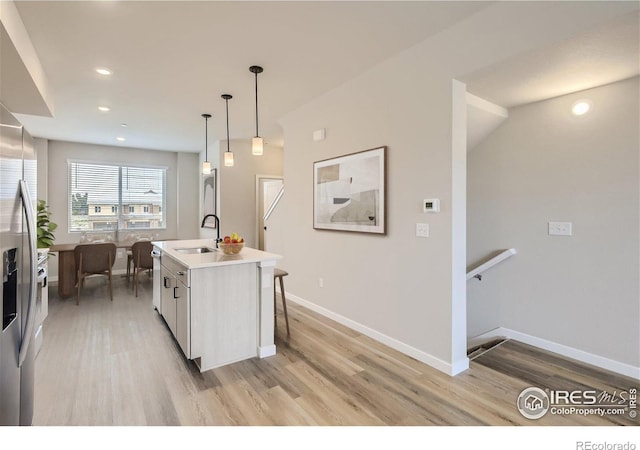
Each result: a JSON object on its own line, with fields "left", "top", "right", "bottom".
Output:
{"left": 313, "top": 146, "right": 386, "bottom": 234}
{"left": 202, "top": 169, "right": 217, "bottom": 228}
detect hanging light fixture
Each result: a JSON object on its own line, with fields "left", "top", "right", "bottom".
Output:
{"left": 249, "top": 65, "right": 264, "bottom": 156}
{"left": 201, "top": 113, "right": 212, "bottom": 174}
{"left": 222, "top": 94, "right": 234, "bottom": 167}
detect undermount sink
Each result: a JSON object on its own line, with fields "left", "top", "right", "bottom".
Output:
{"left": 174, "top": 247, "right": 216, "bottom": 254}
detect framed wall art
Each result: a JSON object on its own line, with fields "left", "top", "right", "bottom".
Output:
{"left": 313, "top": 146, "right": 386, "bottom": 234}
{"left": 202, "top": 169, "right": 217, "bottom": 228}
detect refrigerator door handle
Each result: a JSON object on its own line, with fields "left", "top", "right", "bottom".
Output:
{"left": 18, "top": 180, "right": 38, "bottom": 368}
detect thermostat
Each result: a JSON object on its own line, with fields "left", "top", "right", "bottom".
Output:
{"left": 423, "top": 198, "right": 440, "bottom": 213}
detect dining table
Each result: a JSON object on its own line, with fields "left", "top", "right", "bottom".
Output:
{"left": 50, "top": 240, "right": 140, "bottom": 298}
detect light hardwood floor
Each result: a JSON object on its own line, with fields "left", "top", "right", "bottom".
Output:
{"left": 34, "top": 274, "right": 638, "bottom": 426}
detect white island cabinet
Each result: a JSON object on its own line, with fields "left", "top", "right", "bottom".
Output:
{"left": 152, "top": 239, "right": 281, "bottom": 371}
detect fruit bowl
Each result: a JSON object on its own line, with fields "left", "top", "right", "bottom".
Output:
{"left": 218, "top": 242, "right": 244, "bottom": 255}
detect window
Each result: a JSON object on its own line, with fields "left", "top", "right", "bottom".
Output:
{"left": 68, "top": 161, "right": 166, "bottom": 232}
{"left": 128, "top": 221, "right": 150, "bottom": 229}
{"left": 92, "top": 221, "right": 113, "bottom": 231}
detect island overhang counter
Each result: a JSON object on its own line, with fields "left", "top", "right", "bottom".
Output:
{"left": 152, "top": 239, "right": 282, "bottom": 371}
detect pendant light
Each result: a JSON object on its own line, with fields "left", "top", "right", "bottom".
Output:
{"left": 249, "top": 65, "right": 264, "bottom": 156}
{"left": 201, "top": 113, "right": 212, "bottom": 174}
{"left": 222, "top": 94, "right": 234, "bottom": 167}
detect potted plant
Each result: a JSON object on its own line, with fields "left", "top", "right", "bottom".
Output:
{"left": 37, "top": 199, "right": 57, "bottom": 249}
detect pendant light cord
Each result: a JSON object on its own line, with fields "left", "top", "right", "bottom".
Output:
{"left": 202, "top": 113, "right": 211, "bottom": 161}
{"left": 249, "top": 66, "right": 264, "bottom": 141}
{"left": 254, "top": 71, "right": 259, "bottom": 137}
{"left": 225, "top": 98, "right": 230, "bottom": 152}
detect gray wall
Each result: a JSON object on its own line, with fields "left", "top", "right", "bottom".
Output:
{"left": 279, "top": 37, "right": 464, "bottom": 373}
{"left": 46, "top": 140, "right": 199, "bottom": 278}
{"left": 276, "top": 3, "right": 640, "bottom": 374}
{"left": 177, "top": 151, "right": 200, "bottom": 239}
{"left": 35, "top": 137, "right": 47, "bottom": 201}
{"left": 467, "top": 77, "right": 639, "bottom": 367}
{"left": 215, "top": 139, "right": 284, "bottom": 248}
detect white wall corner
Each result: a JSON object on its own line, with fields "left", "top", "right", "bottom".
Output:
{"left": 466, "top": 92, "right": 509, "bottom": 151}
{"left": 451, "top": 79, "right": 468, "bottom": 372}
{"left": 450, "top": 356, "right": 470, "bottom": 376}
{"left": 465, "top": 92, "right": 509, "bottom": 118}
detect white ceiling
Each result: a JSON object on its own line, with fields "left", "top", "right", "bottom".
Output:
{"left": 461, "top": 10, "right": 640, "bottom": 108}
{"left": 9, "top": 1, "right": 640, "bottom": 153}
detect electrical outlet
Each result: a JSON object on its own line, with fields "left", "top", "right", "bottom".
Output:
{"left": 116, "top": 249, "right": 124, "bottom": 259}
{"left": 548, "top": 221, "right": 572, "bottom": 236}
{"left": 319, "top": 277, "right": 324, "bottom": 288}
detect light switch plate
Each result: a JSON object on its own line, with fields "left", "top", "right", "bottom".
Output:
{"left": 416, "top": 223, "right": 429, "bottom": 238}
{"left": 313, "top": 128, "right": 326, "bottom": 141}
{"left": 549, "top": 221, "right": 572, "bottom": 236}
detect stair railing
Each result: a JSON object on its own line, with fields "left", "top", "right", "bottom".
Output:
{"left": 467, "top": 248, "right": 516, "bottom": 281}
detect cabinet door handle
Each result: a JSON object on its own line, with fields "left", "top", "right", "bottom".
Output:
{"left": 163, "top": 276, "right": 170, "bottom": 288}
{"left": 173, "top": 286, "right": 179, "bottom": 299}
{"left": 177, "top": 271, "right": 186, "bottom": 276}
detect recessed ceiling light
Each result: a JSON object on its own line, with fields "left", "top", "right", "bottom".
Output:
{"left": 95, "top": 67, "right": 112, "bottom": 76}
{"left": 116, "top": 137, "right": 126, "bottom": 142}
{"left": 571, "top": 100, "right": 592, "bottom": 116}
{"left": 121, "top": 123, "right": 128, "bottom": 127}
{"left": 98, "top": 106, "right": 110, "bottom": 112}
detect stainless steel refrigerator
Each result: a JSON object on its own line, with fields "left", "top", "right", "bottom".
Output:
{"left": 0, "top": 102, "right": 38, "bottom": 426}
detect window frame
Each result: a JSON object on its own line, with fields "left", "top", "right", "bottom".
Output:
{"left": 68, "top": 159, "right": 167, "bottom": 233}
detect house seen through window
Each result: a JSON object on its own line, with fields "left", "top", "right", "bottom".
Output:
{"left": 68, "top": 161, "right": 166, "bottom": 232}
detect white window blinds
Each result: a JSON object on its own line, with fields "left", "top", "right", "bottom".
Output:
{"left": 68, "top": 161, "right": 166, "bottom": 232}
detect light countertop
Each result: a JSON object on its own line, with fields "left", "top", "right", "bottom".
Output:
{"left": 152, "top": 238, "right": 282, "bottom": 269}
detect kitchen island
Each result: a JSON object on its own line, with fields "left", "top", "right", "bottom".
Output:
{"left": 152, "top": 238, "right": 281, "bottom": 372}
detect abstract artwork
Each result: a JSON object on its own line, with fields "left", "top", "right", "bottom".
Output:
{"left": 313, "top": 146, "right": 386, "bottom": 234}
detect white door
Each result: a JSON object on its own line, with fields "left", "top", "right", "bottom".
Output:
{"left": 257, "top": 177, "right": 283, "bottom": 251}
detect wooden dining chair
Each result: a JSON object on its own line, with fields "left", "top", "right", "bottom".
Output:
{"left": 131, "top": 240, "right": 153, "bottom": 297}
{"left": 126, "top": 250, "right": 133, "bottom": 282}
{"left": 73, "top": 243, "right": 117, "bottom": 305}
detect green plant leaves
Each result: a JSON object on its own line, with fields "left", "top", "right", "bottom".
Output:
{"left": 37, "top": 199, "right": 57, "bottom": 249}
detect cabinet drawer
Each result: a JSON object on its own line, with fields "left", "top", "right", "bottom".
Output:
{"left": 161, "top": 254, "right": 190, "bottom": 287}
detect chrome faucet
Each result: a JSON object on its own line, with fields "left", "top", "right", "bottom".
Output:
{"left": 201, "top": 214, "right": 222, "bottom": 247}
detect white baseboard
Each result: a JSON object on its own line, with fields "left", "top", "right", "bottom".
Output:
{"left": 470, "top": 327, "right": 640, "bottom": 380}
{"left": 285, "top": 291, "right": 466, "bottom": 376}
{"left": 467, "top": 327, "right": 506, "bottom": 348}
